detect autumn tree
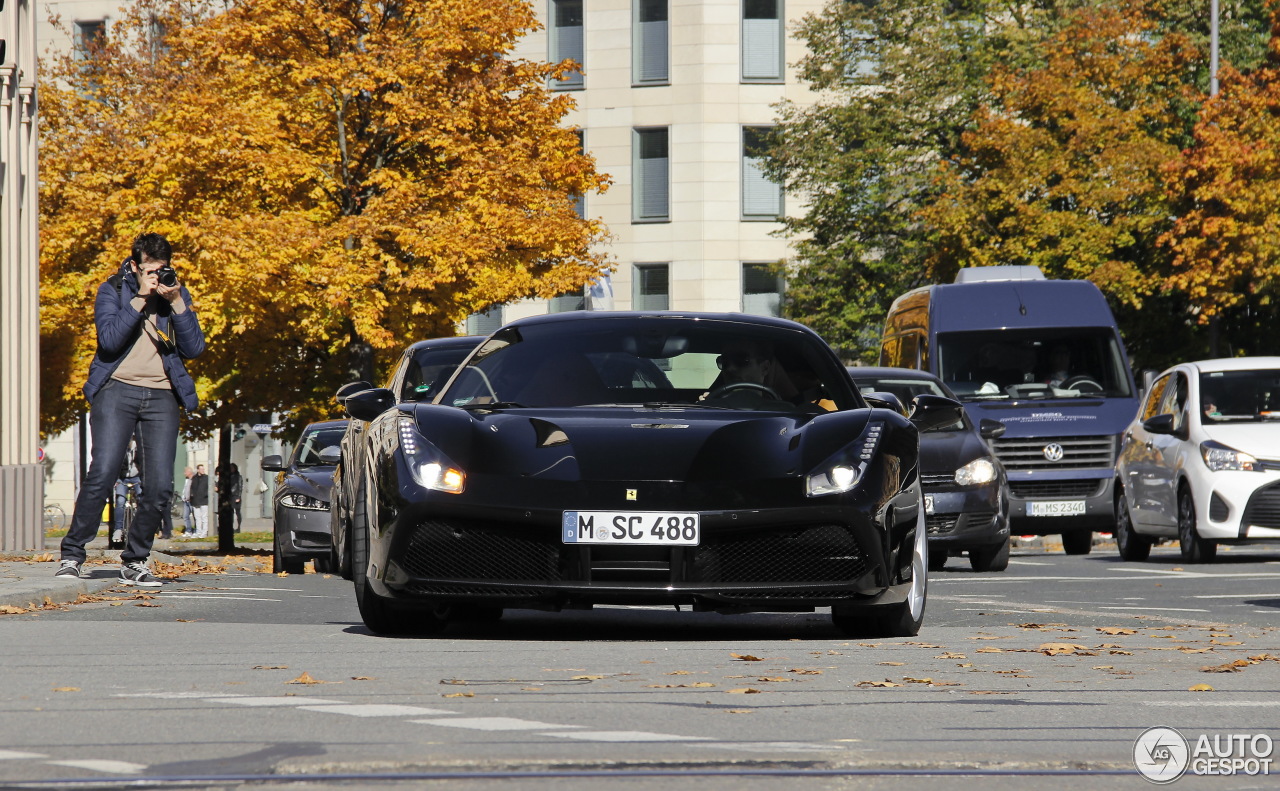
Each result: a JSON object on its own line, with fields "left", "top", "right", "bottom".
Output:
{"left": 39, "top": 0, "right": 610, "bottom": 436}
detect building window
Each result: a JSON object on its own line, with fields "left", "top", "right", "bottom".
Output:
{"left": 633, "top": 127, "right": 670, "bottom": 223}
{"left": 549, "top": 0, "right": 584, "bottom": 90}
{"left": 633, "top": 0, "right": 669, "bottom": 85}
{"left": 742, "top": 263, "right": 783, "bottom": 317}
{"left": 741, "top": 0, "right": 783, "bottom": 82}
{"left": 572, "top": 130, "right": 586, "bottom": 218}
{"left": 633, "top": 264, "right": 670, "bottom": 311}
{"left": 465, "top": 306, "right": 504, "bottom": 336}
{"left": 74, "top": 20, "right": 106, "bottom": 61}
{"left": 549, "top": 292, "right": 585, "bottom": 313}
{"left": 742, "top": 126, "right": 782, "bottom": 219}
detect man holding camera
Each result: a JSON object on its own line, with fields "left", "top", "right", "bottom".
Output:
{"left": 55, "top": 233, "right": 206, "bottom": 586}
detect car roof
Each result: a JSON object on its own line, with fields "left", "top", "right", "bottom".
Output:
{"left": 302, "top": 419, "right": 349, "bottom": 431}
{"left": 1186, "top": 357, "right": 1280, "bottom": 374}
{"left": 403, "top": 336, "right": 486, "bottom": 354}
{"left": 847, "top": 366, "right": 943, "bottom": 383}
{"left": 499, "top": 310, "right": 819, "bottom": 335}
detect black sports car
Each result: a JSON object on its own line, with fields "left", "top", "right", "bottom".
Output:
{"left": 262, "top": 419, "right": 348, "bottom": 573}
{"left": 329, "top": 336, "right": 485, "bottom": 578}
{"left": 342, "top": 313, "right": 961, "bottom": 637}
{"left": 850, "top": 367, "right": 1010, "bottom": 572}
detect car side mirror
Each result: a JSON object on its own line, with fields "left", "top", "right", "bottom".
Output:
{"left": 863, "top": 391, "right": 907, "bottom": 415}
{"left": 1142, "top": 413, "right": 1176, "bottom": 435}
{"left": 261, "top": 454, "right": 285, "bottom": 472}
{"left": 318, "top": 446, "right": 342, "bottom": 465}
{"left": 979, "top": 418, "right": 1006, "bottom": 440}
{"left": 345, "top": 387, "right": 397, "bottom": 422}
{"left": 336, "top": 380, "right": 373, "bottom": 405}
{"left": 908, "top": 394, "right": 964, "bottom": 433}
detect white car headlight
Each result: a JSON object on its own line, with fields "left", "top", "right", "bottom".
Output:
{"left": 399, "top": 416, "right": 466, "bottom": 493}
{"left": 955, "top": 458, "right": 998, "bottom": 486}
{"left": 282, "top": 493, "right": 329, "bottom": 510}
{"left": 805, "top": 421, "right": 883, "bottom": 497}
{"left": 806, "top": 464, "right": 862, "bottom": 496}
{"left": 1200, "top": 440, "right": 1260, "bottom": 472}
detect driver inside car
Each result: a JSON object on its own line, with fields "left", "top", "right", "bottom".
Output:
{"left": 703, "top": 340, "right": 799, "bottom": 408}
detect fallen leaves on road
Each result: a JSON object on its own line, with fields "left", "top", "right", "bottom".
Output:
{"left": 726, "top": 688, "right": 764, "bottom": 694}
{"left": 755, "top": 677, "right": 792, "bottom": 683}
{"left": 856, "top": 680, "right": 901, "bottom": 688}
{"left": 731, "top": 653, "right": 764, "bottom": 662}
{"left": 666, "top": 671, "right": 691, "bottom": 676}
{"left": 443, "top": 692, "right": 474, "bottom": 698}
{"left": 788, "top": 668, "right": 822, "bottom": 675}
{"left": 877, "top": 662, "right": 905, "bottom": 666}
{"left": 254, "top": 665, "right": 288, "bottom": 670}
{"left": 646, "top": 682, "right": 716, "bottom": 689}
{"left": 1038, "top": 643, "right": 1097, "bottom": 656}
{"left": 286, "top": 671, "right": 334, "bottom": 685}
{"left": 726, "top": 709, "right": 753, "bottom": 714}
{"left": 1200, "top": 660, "right": 1250, "bottom": 673}
{"left": 571, "top": 675, "right": 606, "bottom": 680}
{"left": 969, "top": 690, "right": 1013, "bottom": 695}
{"left": 351, "top": 676, "right": 375, "bottom": 681}
{"left": 1188, "top": 684, "right": 1214, "bottom": 692}
{"left": 935, "top": 653, "right": 966, "bottom": 659}
{"left": 441, "top": 679, "right": 469, "bottom": 685}
{"left": 0, "top": 605, "right": 27, "bottom": 615}
{"left": 1209, "top": 639, "right": 1244, "bottom": 646}
{"left": 1097, "top": 627, "right": 1137, "bottom": 635}
{"left": 52, "top": 687, "right": 79, "bottom": 692}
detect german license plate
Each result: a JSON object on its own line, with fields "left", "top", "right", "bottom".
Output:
{"left": 562, "top": 511, "right": 700, "bottom": 545}
{"left": 1029, "top": 500, "right": 1086, "bottom": 517}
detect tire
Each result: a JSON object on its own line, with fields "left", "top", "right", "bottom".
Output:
{"left": 313, "top": 554, "right": 334, "bottom": 574}
{"left": 1178, "top": 487, "right": 1217, "bottom": 563}
{"left": 832, "top": 503, "right": 927, "bottom": 638}
{"left": 339, "top": 513, "right": 353, "bottom": 580}
{"left": 1114, "top": 489, "right": 1152, "bottom": 562}
{"left": 969, "top": 537, "right": 1010, "bottom": 572}
{"left": 1061, "top": 530, "right": 1093, "bottom": 555}
{"left": 272, "top": 530, "right": 305, "bottom": 575}
{"left": 352, "top": 477, "right": 447, "bottom": 636}
{"left": 928, "top": 548, "right": 948, "bottom": 572}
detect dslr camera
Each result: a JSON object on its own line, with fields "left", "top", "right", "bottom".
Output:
{"left": 156, "top": 265, "right": 179, "bottom": 288}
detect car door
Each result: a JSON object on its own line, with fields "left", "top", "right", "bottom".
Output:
{"left": 1146, "top": 371, "right": 1190, "bottom": 529}
{"left": 1121, "top": 373, "right": 1169, "bottom": 527}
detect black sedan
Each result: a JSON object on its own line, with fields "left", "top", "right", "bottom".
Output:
{"left": 341, "top": 312, "right": 962, "bottom": 637}
{"left": 262, "top": 419, "right": 349, "bottom": 573}
{"left": 329, "top": 336, "right": 485, "bottom": 579}
{"left": 850, "top": 367, "right": 1011, "bottom": 572}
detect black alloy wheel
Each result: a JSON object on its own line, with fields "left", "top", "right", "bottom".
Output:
{"left": 1178, "top": 487, "right": 1217, "bottom": 563}
{"left": 969, "top": 537, "right": 1010, "bottom": 572}
{"left": 1114, "top": 488, "right": 1152, "bottom": 562}
{"left": 1061, "top": 530, "right": 1093, "bottom": 555}
{"left": 832, "top": 505, "right": 927, "bottom": 638}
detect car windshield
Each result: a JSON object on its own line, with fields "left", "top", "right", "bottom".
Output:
{"left": 852, "top": 375, "right": 965, "bottom": 431}
{"left": 399, "top": 346, "right": 476, "bottom": 402}
{"left": 438, "top": 317, "right": 855, "bottom": 412}
{"left": 937, "top": 328, "right": 1133, "bottom": 401}
{"left": 293, "top": 426, "right": 346, "bottom": 466}
{"left": 1200, "top": 369, "right": 1280, "bottom": 423}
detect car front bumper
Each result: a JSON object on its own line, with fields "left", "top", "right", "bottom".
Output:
{"left": 1194, "top": 470, "right": 1280, "bottom": 541}
{"left": 923, "top": 484, "right": 1008, "bottom": 550}
{"left": 275, "top": 505, "right": 333, "bottom": 559}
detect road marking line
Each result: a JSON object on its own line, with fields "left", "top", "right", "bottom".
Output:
{"left": 1144, "top": 701, "right": 1280, "bottom": 707}
{"left": 205, "top": 587, "right": 305, "bottom": 591}
{"left": 1007, "top": 560, "right": 1052, "bottom": 566}
{"left": 1193, "top": 593, "right": 1280, "bottom": 598}
{"left": 117, "top": 692, "right": 242, "bottom": 699}
{"left": 691, "top": 742, "right": 834, "bottom": 754}
{"left": 411, "top": 717, "right": 583, "bottom": 731}
{"left": 542, "top": 731, "right": 709, "bottom": 742}
{"left": 1096, "top": 606, "right": 1210, "bottom": 612}
{"left": 156, "top": 595, "right": 282, "bottom": 601}
{"left": 48, "top": 759, "right": 146, "bottom": 774}
{"left": 0, "top": 750, "right": 46, "bottom": 760}
{"left": 204, "top": 697, "right": 347, "bottom": 707}
{"left": 301, "top": 704, "right": 456, "bottom": 717}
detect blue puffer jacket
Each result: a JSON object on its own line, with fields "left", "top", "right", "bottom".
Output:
{"left": 82, "top": 263, "right": 207, "bottom": 411}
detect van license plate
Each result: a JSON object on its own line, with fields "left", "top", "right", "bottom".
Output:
{"left": 1029, "top": 500, "right": 1086, "bottom": 517}
{"left": 562, "top": 511, "right": 700, "bottom": 545}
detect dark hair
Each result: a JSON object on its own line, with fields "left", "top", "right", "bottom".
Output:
{"left": 131, "top": 233, "right": 172, "bottom": 264}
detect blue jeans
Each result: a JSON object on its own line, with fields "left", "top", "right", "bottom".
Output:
{"left": 62, "top": 381, "right": 181, "bottom": 564}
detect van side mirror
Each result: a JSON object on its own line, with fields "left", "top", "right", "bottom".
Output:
{"left": 863, "top": 392, "right": 907, "bottom": 415}
{"left": 908, "top": 394, "right": 964, "bottom": 433}
{"left": 318, "top": 446, "right": 342, "bottom": 465}
{"left": 979, "top": 419, "right": 1006, "bottom": 440}
{"left": 261, "top": 455, "right": 285, "bottom": 472}
{"left": 1142, "top": 413, "right": 1176, "bottom": 435}
{"left": 345, "top": 388, "right": 397, "bottom": 422}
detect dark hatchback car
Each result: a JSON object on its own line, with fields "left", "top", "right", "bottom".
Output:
{"left": 341, "top": 312, "right": 962, "bottom": 637}
{"left": 850, "top": 367, "right": 1010, "bottom": 572}
{"left": 329, "top": 336, "right": 485, "bottom": 579}
{"left": 262, "top": 419, "right": 348, "bottom": 573}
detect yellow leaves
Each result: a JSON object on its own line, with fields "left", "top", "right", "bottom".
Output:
{"left": 1038, "top": 643, "right": 1097, "bottom": 656}
{"left": 1188, "top": 684, "right": 1215, "bottom": 692}
{"left": 730, "top": 653, "right": 765, "bottom": 662}
{"left": 52, "top": 687, "right": 80, "bottom": 693}
{"left": 286, "top": 671, "right": 332, "bottom": 685}
{"left": 1097, "top": 627, "right": 1137, "bottom": 636}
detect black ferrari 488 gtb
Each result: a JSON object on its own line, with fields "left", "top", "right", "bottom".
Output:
{"left": 341, "top": 312, "right": 961, "bottom": 637}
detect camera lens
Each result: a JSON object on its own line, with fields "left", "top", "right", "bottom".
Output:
{"left": 157, "top": 266, "right": 178, "bottom": 288}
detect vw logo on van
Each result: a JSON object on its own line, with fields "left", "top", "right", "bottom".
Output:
{"left": 1043, "top": 443, "right": 1065, "bottom": 462}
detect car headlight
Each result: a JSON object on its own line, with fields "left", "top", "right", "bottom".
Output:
{"left": 955, "top": 458, "right": 998, "bottom": 486}
{"left": 282, "top": 493, "right": 329, "bottom": 510}
{"left": 806, "top": 421, "right": 883, "bottom": 497}
{"left": 399, "top": 416, "right": 466, "bottom": 493}
{"left": 1200, "top": 440, "right": 1260, "bottom": 472}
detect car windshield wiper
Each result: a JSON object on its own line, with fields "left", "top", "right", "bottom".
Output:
{"left": 458, "top": 401, "right": 526, "bottom": 410}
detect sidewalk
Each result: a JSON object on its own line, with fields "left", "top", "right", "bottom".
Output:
{"left": 1, "top": 517, "right": 274, "bottom": 610}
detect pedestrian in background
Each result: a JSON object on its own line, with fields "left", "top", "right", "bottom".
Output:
{"left": 227, "top": 463, "right": 243, "bottom": 533}
{"left": 180, "top": 466, "right": 195, "bottom": 535}
{"left": 190, "top": 464, "right": 210, "bottom": 537}
{"left": 55, "top": 233, "right": 206, "bottom": 586}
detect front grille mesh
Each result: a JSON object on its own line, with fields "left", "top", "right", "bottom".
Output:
{"left": 993, "top": 435, "right": 1114, "bottom": 471}
{"left": 927, "top": 512, "right": 996, "bottom": 535}
{"left": 920, "top": 472, "right": 956, "bottom": 488}
{"left": 692, "top": 524, "right": 867, "bottom": 584}
{"left": 1009, "top": 480, "right": 1102, "bottom": 499}
{"left": 399, "top": 520, "right": 564, "bottom": 582}
{"left": 1243, "top": 484, "right": 1280, "bottom": 529}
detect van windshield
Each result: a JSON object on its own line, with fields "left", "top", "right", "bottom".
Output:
{"left": 937, "top": 329, "right": 1133, "bottom": 401}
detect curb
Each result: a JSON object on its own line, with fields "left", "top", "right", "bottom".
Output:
{"left": 0, "top": 548, "right": 197, "bottom": 611}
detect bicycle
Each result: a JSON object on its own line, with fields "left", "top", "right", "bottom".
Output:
{"left": 110, "top": 480, "right": 140, "bottom": 550}
{"left": 42, "top": 503, "right": 66, "bottom": 533}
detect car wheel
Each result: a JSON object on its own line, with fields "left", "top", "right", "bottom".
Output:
{"left": 339, "top": 513, "right": 353, "bottom": 580}
{"left": 832, "top": 506, "right": 926, "bottom": 638}
{"left": 928, "top": 548, "right": 948, "bottom": 572}
{"left": 1061, "top": 531, "right": 1093, "bottom": 555}
{"left": 1115, "top": 489, "right": 1152, "bottom": 562}
{"left": 1178, "top": 487, "right": 1217, "bottom": 564}
{"left": 313, "top": 554, "right": 333, "bottom": 574}
{"left": 969, "top": 537, "right": 1010, "bottom": 572}
{"left": 351, "top": 477, "right": 448, "bottom": 636}
{"left": 272, "top": 529, "right": 305, "bottom": 575}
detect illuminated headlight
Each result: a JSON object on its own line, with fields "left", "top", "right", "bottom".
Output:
{"left": 399, "top": 416, "right": 466, "bottom": 493}
{"left": 805, "top": 421, "right": 883, "bottom": 497}
{"left": 1200, "top": 440, "right": 1260, "bottom": 472}
{"left": 282, "top": 493, "right": 328, "bottom": 510}
{"left": 955, "top": 458, "right": 998, "bottom": 486}
{"left": 806, "top": 464, "right": 861, "bottom": 496}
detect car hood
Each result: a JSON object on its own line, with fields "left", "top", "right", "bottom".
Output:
{"left": 412, "top": 405, "right": 896, "bottom": 483}
{"left": 282, "top": 466, "right": 336, "bottom": 499}
{"left": 1202, "top": 424, "right": 1280, "bottom": 460}
{"left": 918, "top": 428, "right": 993, "bottom": 475}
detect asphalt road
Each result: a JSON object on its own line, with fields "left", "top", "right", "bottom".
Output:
{"left": 1, "top": 542, "right": 1278, "bottom": 791}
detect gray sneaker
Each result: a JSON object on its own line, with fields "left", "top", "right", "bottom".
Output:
{"left": 119, "top": 561, "right": 162, "bottom": 587}
{"left": 54, "top": 559, "right": 82, "bottom": 578}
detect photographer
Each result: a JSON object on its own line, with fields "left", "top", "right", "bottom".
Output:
{"left": 55, "top": 233, "right": 206, "bottom": 586}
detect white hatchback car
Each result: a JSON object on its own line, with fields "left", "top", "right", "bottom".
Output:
{"left": 1115, "top": 357, "right": 1280, "bottom": 562}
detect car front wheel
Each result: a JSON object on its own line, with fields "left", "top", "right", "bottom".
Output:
{"left": 832, "top": 508, "right": 927, "bottom": 638}
{"left": 969, "top": 537, "right": 1010, "bottom": 572}
{"left": 1178, "top": 487, "right": 1217, "bottom": 564}
{"left": 1115, "top": 489, "right": 1152, "bottom": 562}
{"left": 1061, "top": 531, "right": 1093, "bottom": 555}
